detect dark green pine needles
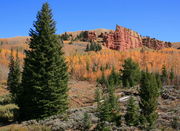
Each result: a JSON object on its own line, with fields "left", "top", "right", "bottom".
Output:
{"left": 139, "top": 71, "right": 160, "bottom": 129}
{"left": 7, "top": 49, "right": 21, "bottom": 103}
{"left": 19, "top": 3, "right": 68, "bottom": 120}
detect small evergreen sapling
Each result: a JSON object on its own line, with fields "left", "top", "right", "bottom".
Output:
{"left": 139, "top": 71, "right": 160, "bottom": 129}
{"left": 125, "top": 96, "right": 139, "bottom": 126}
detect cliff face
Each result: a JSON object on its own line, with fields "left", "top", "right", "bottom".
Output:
{"left": 103, "top": 25, "right": 142, "bottom": 51}
{"left": 142, "top": 37, "right": 171, "bottom": 50}
{"left": 102, "top": 25, "right": 171, "bottom": 51}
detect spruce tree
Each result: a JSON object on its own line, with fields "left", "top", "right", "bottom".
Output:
{"left": 7, "top": 49, "right": 21, "bottom": 103}
{"left": 98, "top": 85, "right": 121, "bottom": 126}
{"left": 121, "top": 58, "right": 141, "bottom": 88}
{"left": 139, "top": 71, "right": 160, "bottom": 129}
{"left": 85, "top": 44, "right": 90, "bottom": 52}
{"left": 161, "top": 65, "right": 168, "bottom": 85}
{"left": 19, "top": 3, "right": 68, "bottom": 120}
{"left": 125, "top": 96, "right": 139, "bottom": 126}
{"left": 95, "top": 87, "right": 101, "bottom": 104}
{"left": 7, "top": 49, "right": 15, "bottom": 92}
{"left": 169, "top": 68, "right": 174, "bottom": 85}
{"left": 97, "top": 71, "right": 109, "bottom": 88}
{"left": 108, "top": 67, "right": 120, "bottom": 88}
{"left": 155, "top": 73, "right": 162, "bottom": 89}
{"left": 82, "top": 112, "right": 92, "bottom": 131}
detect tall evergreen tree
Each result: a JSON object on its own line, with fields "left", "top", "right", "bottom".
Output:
{"left": 161, "top": 65, "right": 168, "bottom": 85}
{"left": 125, "top": 96, "right": 139, "bottom": 126}
{"left": 121, "top": 58, "right": 141, "bottom": 88}
{"left": 7, "top": 49, "right": 21, "bottom": 103}
{"left": 139, "top": 71, "right": 160, "bottom": 129}
{"left": 7, "top": 49, "right": 15, "bottom": 91}
{"left": 19, "top": 3, "right": 68, "bottom": 120}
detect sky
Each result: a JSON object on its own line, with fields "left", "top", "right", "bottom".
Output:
{"left": 0, "top": 0, "right": 179, "bottom": 42}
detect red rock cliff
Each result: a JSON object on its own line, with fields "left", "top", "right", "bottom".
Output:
{"left": 102, "top": 25, "right": 171, "bottom": 51}
{"left": 142, "top": 37, "right": 171, "bottom": 50}
{"left": 103, "top": 25, "right": 142, "bottom": 51}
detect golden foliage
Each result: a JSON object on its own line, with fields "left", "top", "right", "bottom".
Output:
{"left": 67, "top": 48, "right": 180, "bottom": 81}
{"left": 1, "top": 44, "right": 180, "bottom": 82}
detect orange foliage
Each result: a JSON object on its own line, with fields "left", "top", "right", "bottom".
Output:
{"left": 1, "top": 44, "right": 180, "bottom": 83}
{"left": 67, "top": 48, "right": 180, "bottom": 81}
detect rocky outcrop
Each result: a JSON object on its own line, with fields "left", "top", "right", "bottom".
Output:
{"left": 102, "top": 25, "right": 172, "bottom": 51}
{"left": 86, "top": 31, "right": 96, "bottom": 41}
{"left": 142, "top": 37, "right": 171, "bottom": 50}
{"left": 103, "top": 25, "right": 142, "bottom": 51}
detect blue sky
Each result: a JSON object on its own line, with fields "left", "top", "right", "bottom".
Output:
{"left": 0, "top": 0, "right": 179, "bottom": 42}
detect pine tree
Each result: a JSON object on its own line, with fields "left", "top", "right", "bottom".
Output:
{"left": 125, "top": 96, "right": 139, "bottom": 126}
{"left": 7, "top": 49, "right": 21, "bottom": 103}
{"left": 139, "top": 71, "right": 160, "bottom": 129}
{"left": 107, "top": 85, "right": 119, "bottom": 111}
{"left": 61, "top": 32, "right": 69, "bottom": 40}
{"left": 161, "top": 65, "right": 168, "bottom": 85}
{"left": 169, "top": 68, "right": 174, "bottom": 85}
{"left": 7, "top": 49, "right": 15, "bottom": 92}
{"left": 86, "top": 60, "right": 90, "bottom": 71}
{"left": 82, "top": 112, "right": 92, "bottom": 131}
{"left": 95, "top": 87, "right": 101, "bottom": 104}
{"left": 97, "top": 71, "right": 109, "bottom": 88}
{"left": 99, "top": 97, "right": 112, "bottom": 123}
{"left": 98, "top": 85, "right": 121, "bottom": 126}
{"left": 155, "top": 73, "right": 162, "bottom": 91}
{"left": 108, "top": 67, "right": 120, "bottom": 88}
{"left": 85, "top": 44, "right": 90, "bottom": 52}
{"left": 19, "top": 3, "right": 68, "bottom": 120}
{"left": 121, "top": 58, "right": 141, "bottom": 88}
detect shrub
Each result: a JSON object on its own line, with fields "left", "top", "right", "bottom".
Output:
{"left": 82, "top": 112, "right": 92, "bottom": 131}
{"left": 0, "top": 94, "right": 13, "bottom": 105}
{"left": 0, "top": 104, "right": 19, "bottom": 123}
{"left": 171, "top": 117, "right": 180, "bottom": 130}
{"left": 1, "top": 125, "right": 51, "bottom": 131}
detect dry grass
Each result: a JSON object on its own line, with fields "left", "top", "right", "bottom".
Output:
{"left": 0, "top": 124, "right": 51, "bottom": 131}
{"left": 68, "top": 79, "right": 96, "bottom": 108}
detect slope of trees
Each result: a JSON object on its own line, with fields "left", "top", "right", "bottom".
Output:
{"left": 18, "top": 3, "right": 69, "bottom": 120}
{"left": 86, "top": 42, "right": 102, "bottom": 52}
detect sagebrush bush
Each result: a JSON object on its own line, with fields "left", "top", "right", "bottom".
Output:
{"left": 0, "top": 125, "right": 51, "bottom": 131}
{"left": 0, "top": 104, "right": 19, "bottom": 123}
{"left": 0, "top": 94, "right": 13, "bottom": 105}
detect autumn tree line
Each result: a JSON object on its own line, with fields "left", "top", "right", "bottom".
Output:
{"left": 67, "top": 49, "right": 179, "bottom": 85}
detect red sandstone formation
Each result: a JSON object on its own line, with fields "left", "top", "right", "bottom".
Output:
{"left": 103, "top": 25, "right": 142, "bottom": 51}
{"left": 102, "top": 25, "right": 171, "bottom": 51}
{"left": 142, "top": 37, "right": 171, "bottom": 50}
